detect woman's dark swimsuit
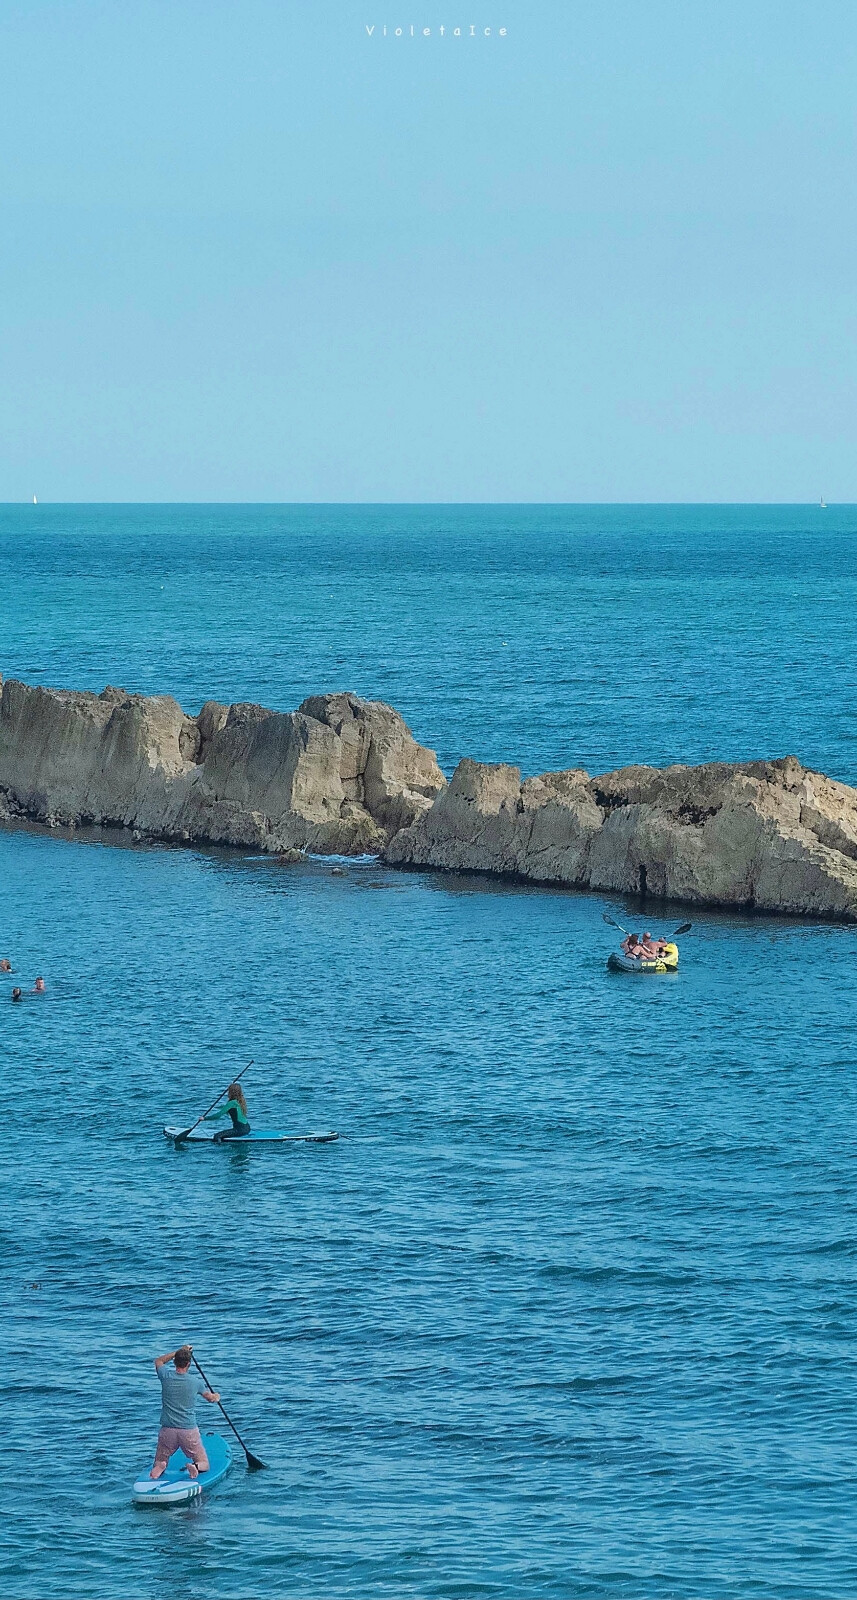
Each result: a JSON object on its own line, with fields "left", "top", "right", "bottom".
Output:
{"left": 205, "top": 1100, "right": 251, "bottom": 1142}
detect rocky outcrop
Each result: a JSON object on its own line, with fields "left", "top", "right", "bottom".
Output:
{"left": 4, "top": 671, "right": 857, "bottom": 919}
{"left": 297, "top": 693, "right": 446, "bottom": 835}
{"left": 0, "top": 679, "right": 446, "bottom": 854}
{"left": 385, "top": 754, "right": 857, "bottom": 920}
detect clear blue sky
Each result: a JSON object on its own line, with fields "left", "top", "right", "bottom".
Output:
{"left": 1, "top": 0, "right": 854, "bottom": 501}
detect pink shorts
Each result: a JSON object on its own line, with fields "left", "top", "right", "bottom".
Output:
{"left": 152, "top": 1426, "right": 208, "bottom": 1470}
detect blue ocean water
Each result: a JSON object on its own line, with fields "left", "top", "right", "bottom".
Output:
{"left": 2, "top": 505, "right": 857, "bottom": 1600}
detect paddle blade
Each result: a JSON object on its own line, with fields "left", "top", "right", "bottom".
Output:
{"left": 672, "top": 921, "right": 692, "bottom": 936}
{"left": 172, "top": 1129, "right": 192, "bottom": 1146}
{"left": 244, "top": 1450, "right": 266, "bottom": 1472}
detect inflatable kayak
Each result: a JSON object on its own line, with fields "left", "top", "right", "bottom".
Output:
{"left": 132, "top": 1433, "right": 232, "bottom": 1506}
{"left": 163, "top": 1126, "right": 339, "bottom": 1144}
{"left": 607, "top": 942, "right": 679, "bottom": 974}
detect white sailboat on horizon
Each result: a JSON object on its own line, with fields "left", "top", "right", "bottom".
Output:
{"left": 32, "top": 493, "right": 37, "bottom": 504}
{"left": 820, "top": 494, "right": 827, "bottom": 508}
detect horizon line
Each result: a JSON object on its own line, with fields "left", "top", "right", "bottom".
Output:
{"left": 3, "top": 500, "right": 849, "bottom": 509}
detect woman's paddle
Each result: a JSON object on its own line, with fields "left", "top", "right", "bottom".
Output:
{"left": 172, "top": 1061, "right": 254, "bottom": 1147}
{"left": 192, "top": 1354, "right": 266, "bottom": 1471}
{"left": 602, "top": 912, "right": 693, "bottom": 937}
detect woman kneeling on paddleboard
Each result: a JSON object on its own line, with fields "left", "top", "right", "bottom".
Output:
{"left": 204, "top": 1082, "right": 251, "bottom": 1141}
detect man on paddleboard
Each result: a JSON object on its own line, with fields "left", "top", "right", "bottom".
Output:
{"left": 150, "top": 1344, "right": 221, "bottom": 1480}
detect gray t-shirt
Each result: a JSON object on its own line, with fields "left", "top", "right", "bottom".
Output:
{"left": 158, "top": 1366, "right": 207, "bottom": 1428}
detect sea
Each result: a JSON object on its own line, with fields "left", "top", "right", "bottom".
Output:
{"left": 1, "top": 504, "right": 856, "bottom": 1600}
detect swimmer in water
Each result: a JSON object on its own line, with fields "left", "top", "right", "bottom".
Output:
{"left": 32, "top": 977, "right": 45, "bottom": 994}
{"left": 0, "top": 960, "right": 12, "bottom": 973}
{"left": 11, "top": 988, "right": 22, "bottom": 1002}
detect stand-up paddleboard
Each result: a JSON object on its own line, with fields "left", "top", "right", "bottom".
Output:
{"left": 132, "top": 1434, "right": 232, "bottom": 1506}
{"left": 163, "top": 1126, "right": 339, "bottom": 1144}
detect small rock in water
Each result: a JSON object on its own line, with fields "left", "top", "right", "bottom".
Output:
{"left": 276, "top": 848, "right": 305, "bottom": 863}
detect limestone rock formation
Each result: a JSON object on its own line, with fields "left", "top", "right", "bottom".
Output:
{"left": 5, "top": 669, "right": 857, "bottom": 919}
{"left": 298, "top": 693, "right": 444, "bottom": 832}
{"left": 0, "top": 679, "right": 446, "bottom": 855}
{"left": 385, "top": 753, "right": 857, "bottom": 920}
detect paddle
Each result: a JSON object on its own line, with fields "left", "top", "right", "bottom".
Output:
{"left": 602, "top": 912, "right": 693, "bottom": 937}
{"left": 172, "top": 1061, "right": 254, "bottom": 1147}
{"left": 192, "top": 1354, "right": 266, "bottom": 1472}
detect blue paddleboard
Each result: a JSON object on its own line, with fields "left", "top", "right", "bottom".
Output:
{"left": 163, "top": 1125, "right": 339, "bottom": 1144}
{"left": 132, "top": 1432, "right": 232, "bottom": 1506}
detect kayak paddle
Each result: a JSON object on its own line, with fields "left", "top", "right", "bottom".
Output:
{"left": 603, "top": 912, "right": 693, "bottom": 937}
{"left": 172, "top": 1060, "right": 254, "bottom": 1148}
{"left": 192, "top": 1354, "right": 266, "bottom": 1472}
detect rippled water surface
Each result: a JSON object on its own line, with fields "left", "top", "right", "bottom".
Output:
{"left": 2, "top": 506, "right": 857, "bottom": 1600}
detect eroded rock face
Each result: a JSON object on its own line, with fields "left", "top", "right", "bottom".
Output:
{"left": 5, "top": 673, "right": 857, "bottom": 919}
{"left": 0, "top": 681, "right": 197, "bottom": 831}
{"left": 385, "top": 754, "right": 857, "bottom": 920}
{"left": 298, "top": 692, "right": 445, "bottom": 833}
{"left": 0, "top": 679, "right": 446, "bottom": 855}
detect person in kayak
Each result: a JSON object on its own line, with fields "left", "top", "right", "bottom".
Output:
{"left": 150, "top": 1344, "right": 221, "bottom": 1480}
{"left": 620, "top": 933, "right": 642, "bottom": 958}
{"left": 204, "top": 1082, "right": 251, "bottom": 1141}
{"left": 638, "top": 932, "right": 661, "bottom": 960}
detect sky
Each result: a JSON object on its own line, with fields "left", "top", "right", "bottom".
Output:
{"left": 0, "top": 0, "right": 855, "bottom": 501}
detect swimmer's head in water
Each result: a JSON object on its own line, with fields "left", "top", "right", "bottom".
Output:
{"left": 0, "top": 960, "right": 10, "bottom": 972}
{"left": 11, "top": 988, "right": 22, "bottom": 1000}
